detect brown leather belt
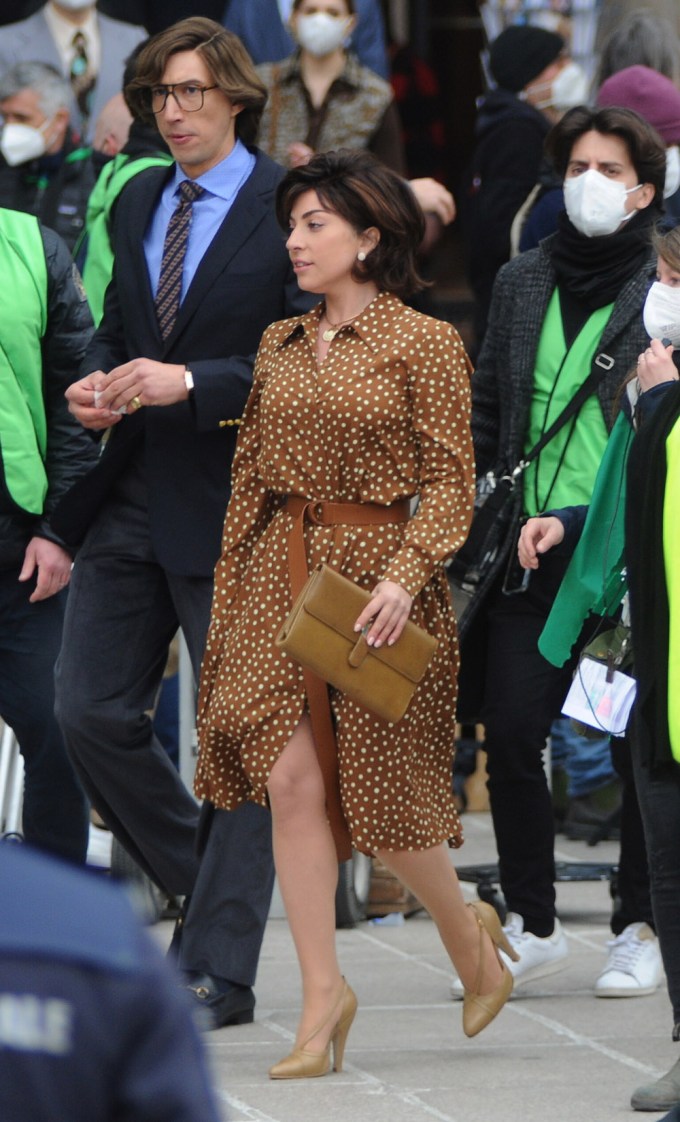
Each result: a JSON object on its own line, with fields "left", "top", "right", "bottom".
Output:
{"left": 284, "top": 495, "right": 411, "bottom": 861}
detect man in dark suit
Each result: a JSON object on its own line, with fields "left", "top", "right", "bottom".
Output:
{"left": 54, "top": 17, "right": 311, "bottom": 1030}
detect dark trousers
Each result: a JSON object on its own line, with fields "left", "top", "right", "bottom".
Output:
{"left": 611, "top": 735, "right": 653, "bottom": 936}
{"left": 54, "top": 486, "right": 274, "bottom": 987}
{"left": 631, "top": 751, "right": 680, "bottom": 1024}
{"left": 0, "top": 568, "right": 88, "bottom": 863}
{"left": 471, "top": 561, "right": 651, "bottom": 937}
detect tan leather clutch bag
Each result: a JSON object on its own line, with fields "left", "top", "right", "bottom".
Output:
{"left": 275, "top": 563, "right": 438, "bottom": 724}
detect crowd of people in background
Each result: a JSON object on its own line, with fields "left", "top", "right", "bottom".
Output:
{"left": 3, "top": 2, "right": 680, "bottom": 1119}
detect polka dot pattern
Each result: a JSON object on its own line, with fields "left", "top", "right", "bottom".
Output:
{"left": 195, "top": 292, "right": 475, "bottom": 852}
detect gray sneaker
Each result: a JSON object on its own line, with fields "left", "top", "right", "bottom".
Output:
{"left": 631, "top": 1057, "right": 680, "bottom": 1111}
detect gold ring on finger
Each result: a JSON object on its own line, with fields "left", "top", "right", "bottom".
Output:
{"left": 129, "top": 395, "right": 142, "bottom": 411}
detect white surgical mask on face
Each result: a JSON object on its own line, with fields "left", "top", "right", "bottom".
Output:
{"left": 643, "top": 280, "right": 680, "bottom": 346}
{"left": 551, "top": 62, "right": 590, "bottom": 112}
{"left": 563, "top": 168, "right": 642, "bottom": 237}
{"left": 525, "top": 62, "right": 590, "bottom": 112}
{"left": 295, "top": 12, "right": 351, "bottom": 57}
{"left": 664, "top": 145, "right": 680, "bottom": 199}
{"left": 0, "top": 120, "right": 49, "bottom": 166}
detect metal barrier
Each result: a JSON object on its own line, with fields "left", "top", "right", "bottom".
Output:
{"left": 0, "top": 722, "right": 23, "bottom": 838}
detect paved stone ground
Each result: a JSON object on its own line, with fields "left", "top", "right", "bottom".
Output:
{"left": 156, "top": 809, "right": 675, "bottom": 1122}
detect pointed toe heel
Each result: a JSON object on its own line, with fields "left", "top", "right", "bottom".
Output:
{"left": 462, "top": 960, "right": 513, "bottom": 1037}
{"left": 462, "top": 902, "right": 518, "bottom": 1038}
{"left": 268, "top": 1047, "right": 332, "bottom": 1080}
{"left": 269, "top": 980, "right": 357, "bottom": 1080}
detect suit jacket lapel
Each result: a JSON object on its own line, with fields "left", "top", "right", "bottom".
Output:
{"left": 124, "top": 170, "right": 171, "bottom": 348}
{"left": 161, "top": 160, "right": 274, "bottom": 352}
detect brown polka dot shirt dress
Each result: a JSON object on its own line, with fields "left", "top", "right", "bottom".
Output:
{"left": 195, "top": 292, "right": 475, "bottom": 853}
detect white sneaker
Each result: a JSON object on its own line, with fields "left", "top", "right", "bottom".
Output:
{"left": 595, "top": 922, "right": 664, "bottom": 997}
{"left": 450, "top": 911, "right": 568, "bottom": 999}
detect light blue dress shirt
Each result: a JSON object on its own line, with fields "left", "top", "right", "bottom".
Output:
{"left": 144, "top": 139, "right": 256, "bottom": 305}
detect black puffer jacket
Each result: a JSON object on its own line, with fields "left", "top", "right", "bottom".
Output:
{"left": 0, "top": 222, "right": 97, "bottom": 569}
{"left": 0, "top": 129, "right": 96, "bottom": 252}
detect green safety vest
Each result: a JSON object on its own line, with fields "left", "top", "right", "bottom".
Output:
{"left": 663, "top": 418, "right": 680, "bottom": 763}
{"left": 80, "top": 152, "right": 172, "bottom": 325}
{"left": 0, "top": 209, "right": 48, "bottom": 515}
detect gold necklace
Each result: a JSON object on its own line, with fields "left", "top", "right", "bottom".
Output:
{"left": 321, "top": 311, "right": 359, "bottom": 343}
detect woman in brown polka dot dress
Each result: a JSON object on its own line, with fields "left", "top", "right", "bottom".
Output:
{"left": 195, "top": 150, "right": 520, "bottom": 1077}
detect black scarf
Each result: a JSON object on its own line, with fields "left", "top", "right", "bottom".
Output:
{"left": 549, "top": 207, "right": 659, "bottom": 310}
{"left": 626, "top": 381, "right": 680, "bottom": 771}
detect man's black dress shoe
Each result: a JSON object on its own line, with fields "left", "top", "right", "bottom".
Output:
{"left": 184, "top": 973, "right": 255, "bottom": 1031}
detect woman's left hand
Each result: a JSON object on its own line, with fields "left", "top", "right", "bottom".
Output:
{"left": 353, "top": 580, "right": 413, "bottom": 648}
{"left": 637, "top": 338, "right": 678, "bottom": 390}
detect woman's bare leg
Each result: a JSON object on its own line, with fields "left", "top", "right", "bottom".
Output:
{"left": 267, "top": 714, "right": 344, "bottom": 1050}
{"left": 375, "top": 844, "right": 504, "bottom": 993}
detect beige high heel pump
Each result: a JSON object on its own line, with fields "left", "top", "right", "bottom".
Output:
{"left": 269, "top": 979, "right": 358, "bottom": 1079}
{"left": 462, "top": 901, "right": 520, "bottom": 1037}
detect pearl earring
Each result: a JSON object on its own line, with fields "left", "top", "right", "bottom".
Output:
{"left": 357, "top": 251, "right": 366, "bottom": 261}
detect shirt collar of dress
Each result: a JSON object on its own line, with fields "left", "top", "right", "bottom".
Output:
{"left": 280, "top": 49, "right": 362, "bottom": 92}
{"left": 276, "top": 291, "right": 403, "bottom": 354}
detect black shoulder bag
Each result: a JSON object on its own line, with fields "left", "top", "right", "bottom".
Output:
{"left": 449, "top": 351, "right": 616, "bottom": 627}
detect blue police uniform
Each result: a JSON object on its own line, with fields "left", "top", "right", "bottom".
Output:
{"left": 0, "top": 844, "right": 222, "bottom": 1122}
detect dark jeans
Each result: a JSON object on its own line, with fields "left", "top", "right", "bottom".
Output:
{"left": 631, "top": 750, "right": 680, "bottom": 1023}
{"left": 0, "top": 567, "right": 87, "bottom": 862}
{"left": 470, "top": 559, "right": 651, "bottom": 937}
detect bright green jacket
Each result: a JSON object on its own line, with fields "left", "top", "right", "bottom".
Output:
{"left": 0, "top": 209, "right": 48, "bottom": 514}
{"left": 80, "top": 152, "right": 172, "bottom": 324}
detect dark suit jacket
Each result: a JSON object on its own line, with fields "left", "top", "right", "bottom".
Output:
{"left": 60, "top": 149, "right": 310, "bottom": 577}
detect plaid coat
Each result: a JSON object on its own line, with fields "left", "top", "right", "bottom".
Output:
{"left": 469, "top": 233, "right": 655, "bottom": 602}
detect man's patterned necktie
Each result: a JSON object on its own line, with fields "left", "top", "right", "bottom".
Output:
{"left": 155, "top": 180, "right": 205, "bottom": 341}
{"left": 70, "top": 31, "right": 94, "bottom": 119}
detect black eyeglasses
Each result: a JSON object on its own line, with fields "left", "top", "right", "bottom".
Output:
{"left": 150, "top": 82, "right": 219, "bottom": 114}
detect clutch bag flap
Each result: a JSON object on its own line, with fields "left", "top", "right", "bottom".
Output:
{"left": 275, "top": 563, "right": 438, "bottom": 723}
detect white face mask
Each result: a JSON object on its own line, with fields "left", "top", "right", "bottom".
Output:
{"left": 0, "top": 121, "right": 49, "bottom": 166}
{"left": 563, "top": 169, "right": 642, "bottom": 237}
{"left": 665, "top": 145, "right": 680, "bottom": 199}
{"left": 525, "top": 62, "right": 590, "bottom": 112}
{"left": 551, "top": 62, "right": 590, "bottom": 112}
{"left": 295, "top": 12, "right": 351, "bottom": 57}
{"left": 52, "top": 0, "right": 94, "bottom": 10}
{"left": 643, "top": 280, "right": 680, "bottom": 346}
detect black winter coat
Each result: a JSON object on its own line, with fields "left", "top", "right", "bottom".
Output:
{"left": 460, "top": 89, "right": 550, "bottom": 351}
{"left": 0, "top": 129, "right": 96, "bottom": 253}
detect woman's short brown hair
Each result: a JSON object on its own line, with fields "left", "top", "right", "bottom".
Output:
{"left": 653, "top": 224, "right": 680, "bottom": 273}
{"left": 125, "top": 17, "right": 267, "bottom": 144}
{"left": 545, "top": 105, "right": 667, "bottom": 204}
{"left": 276, "top": 149, "right": 427, "bottom": 298}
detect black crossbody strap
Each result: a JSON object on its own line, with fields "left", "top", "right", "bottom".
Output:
{"left": 458, "top": 352, "right": 617, "bottom": 564}
{"left": 510, "top": 351, "right": 616, "bottom": 483}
